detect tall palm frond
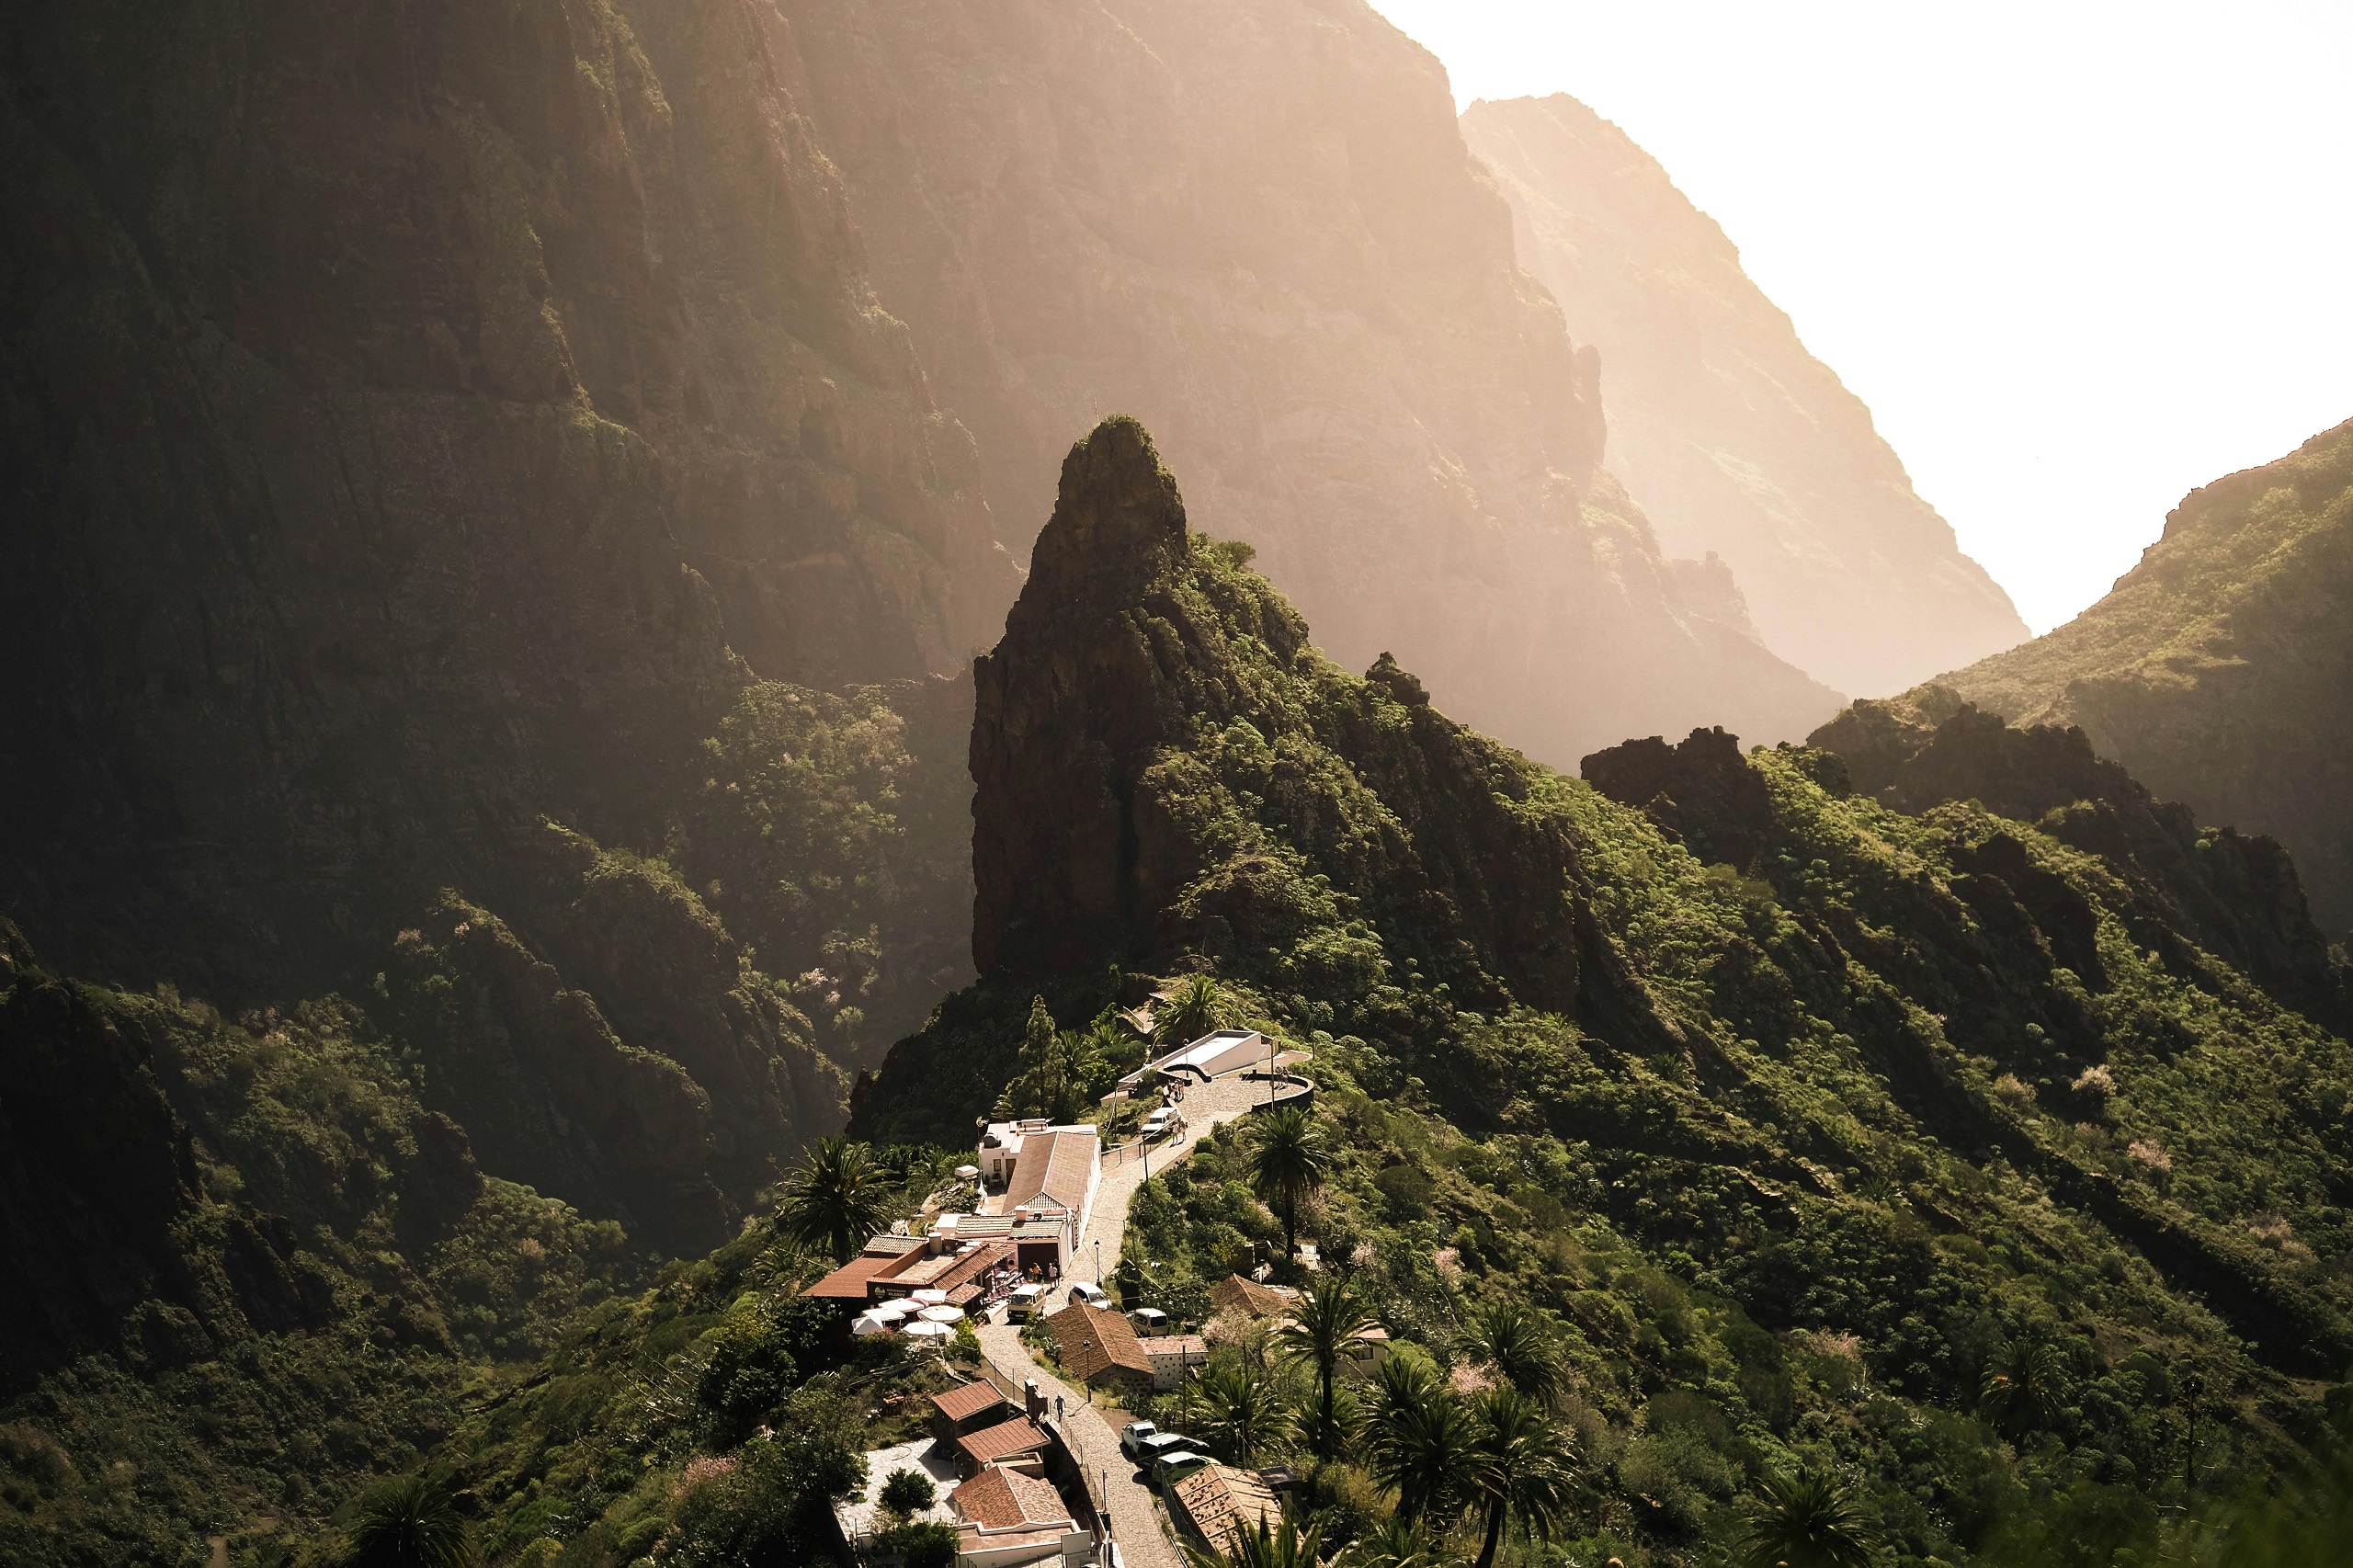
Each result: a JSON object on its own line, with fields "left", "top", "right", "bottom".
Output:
{"left": 339, "top": 1471, "right": 474, "bottom": 1568}
{"left": 1279, "top": 1272, "right": 1375, "bottom": 1458}
{"left": 1181, "top": 1508, "right": 1324, "bottom": 1568}
{"left": 777, "top": 1136, "right": 896, "bottom": 1263}
{"left": 1197, "top": 1359, "right": 1297, "bottom": 1466}
{"left": 1248, "top": 1106, "right": 1335, "bottom": 1273}
{"left": 1979, "top": 1338, "right": 2066, "bottom": 1440}
{"left": 1156, "top": 973, "right": 1231, "bottom": 1046}
{"left": 1460, "top": 1301, "right": 1563, "bottom": 1404}
{"left": 1366, "top": 1356, "right": 1473, "bottom": 1528}
{"left": 1464, "top": 1389, "right": 1576, "bottom": 1568}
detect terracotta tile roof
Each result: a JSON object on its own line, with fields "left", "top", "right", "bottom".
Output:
{"left": 1173, "top": 1464, "right": 1279, "bottom": 1558}
{"left": 933, "top": 1381, "right": 1010, "bottom": 1425}
{"left": 1211, "top": 1275, "right": 1298, "bottom": 1319}
{"left": 887, "top": 1241, "right": 1013, "bottom": 1296}
{"left": 1048, "top": 1302, "right": 1153, "bottom": 1383}
{"left": 1006, "top": 1130, "right": 1097, "bottom": 1212}
{"left": 1145, "top": 1335, "right": 1210, "bottom": 1359}
{"left": 957, "top": 1415, "right": 1051, "bottom": 1468}
{"left": 946, "top": 1215, "right": 1017, "bottom": 1239}
{"left": 801, "top": 1255, "right": 904, "bottom": 1300}
{"left": 863, "top": 1234, "right": 927, "bottom": 1256}
{"left": 952, "top": 1466, "right": 1074, "bottom": 1532}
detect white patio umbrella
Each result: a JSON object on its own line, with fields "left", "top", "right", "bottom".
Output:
{"left": 903, "top": 1320, "right": 955, "bottom": 1342}
{"left": 868, "top": 1300, "right": 916, "bottom": 1322}
{"left": 910, "top": 1289, "right": 949, "bottom": 1304}
{"left": 917, "top": 1305, "right": 965, "bottom": 1324}
{"left": 849, "top": 1313, "right": 892, "bottom": 1336}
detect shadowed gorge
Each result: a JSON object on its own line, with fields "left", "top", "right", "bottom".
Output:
{"left": 2, "top": 3, "right": 2349, "bottom": 1562}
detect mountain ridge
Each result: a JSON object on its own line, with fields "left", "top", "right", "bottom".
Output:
{"left": 1901, "top": 416, "right": 2353, "bottom": 937}
{"left": 1462, "top": 91, "right": 2027, "bottom": 699}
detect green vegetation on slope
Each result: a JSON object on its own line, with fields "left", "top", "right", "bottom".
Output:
{"left": 1912, "top": 417, "right": 2353, "bottom": 937}
{"left": 859, "top": 419, "right": 2353, "bottom": 1563}
{"left": 0, "top": 666, "right": 975, "bottom": 1562}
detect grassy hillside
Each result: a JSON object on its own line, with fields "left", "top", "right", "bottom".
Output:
{"left": 1919, "top": 418, "right": 2353, "bottom": 938}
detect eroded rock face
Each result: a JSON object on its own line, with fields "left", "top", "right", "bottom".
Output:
{"left": 1811, "top": 693, "right": 2348, "bottom": 1032}
{"left": 1464, "top": 94, "right": 2027, "bottom": 698}
{"left": 782, "top": 0, "right": 1841, "bottom": 764}
{"left": 0, "top": 0, "right": 1013, "bottom": 994}
{"left": 0, "top": 0, "right": 1011, "bottom": 1240}
{"left": 1579, "top": 727, "right": 1779, "bottom": 872}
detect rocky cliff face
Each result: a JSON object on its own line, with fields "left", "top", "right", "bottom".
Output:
{"left": 779, "top": 0, "right": 1840, "bottom": 764}
{"left": 1807, "top": 694, "right": 2348, "bottom": 1034}
{"left": 0, "top": 1, "right": 1014, "bottom": 1244}
{"left": 1917, "top": 418, "right": 2353, "bottom": 937}
{"left": 1462, "top": 94, "right": 2027, "bottom": 699}
{"left": 964, "top": 417, "right": 1665, "bottom": 1040}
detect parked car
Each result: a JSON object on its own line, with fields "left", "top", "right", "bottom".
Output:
{"left": 1141, "top": 1108, "right": 1183, "bottom": 1142}
{"left": 1135, "top": 1433, "right": 1194, "bottom": 1467}
{"left": 1068, "top": 1280, "right": 1112, "bottom": 1309}
{"left": 1151, "top": 1449, "right": 1212, "bottom": 1488}
{"left": 1119, "top": 1421, "right": 1158, "bottom": 1460}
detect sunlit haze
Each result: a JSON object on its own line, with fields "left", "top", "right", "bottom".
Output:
{"left": 1371, "top": 0, "right": 2353, "bottom": 635}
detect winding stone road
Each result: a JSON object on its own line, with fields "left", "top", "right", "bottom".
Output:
{"left": 976, "top": 1072, "right": 1301, "bottom": 1568}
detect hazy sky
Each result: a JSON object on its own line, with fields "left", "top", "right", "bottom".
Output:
{"left": 1369, "top": 1, "right": 2353, "bottom": 634}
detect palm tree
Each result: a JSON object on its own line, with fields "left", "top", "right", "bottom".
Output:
{"left": 1366, "top": 1353, "right": 1474, "bottom": 1528}
{"left": 339, "top": 1472, "right": 474, "bottom": 1568}
{"left": 1735, "top": 1466, "right": 1880, "bottom": 1568}
{"left": 777, "top": 1136, "right": 896, "bottom": 1263}
{"left": 1180, "top": 1508, "right": 1324, "bottom": 1568}
{"left": 1979, "top": 1338, "right": 2065, "bottom": 1440}
{"left": 1464, "top": 1389, "right": 1576, "bottom": 1568}
{"left": 1336, "top": 1516, "right": 1440, "bottom": 1568}
{"left": 1196, "top": 1359, "right": 1297, "bottom": 1466}
{"left": 1248, "top": 1106, "right": 1335, "bottom": 1274}
{"left": 1156, "top": 972, "right": 1230, "bottom": 1046}
{"left": 1278, "top": 1272, "right": 1375, "bottom": 1458}
{"left": 1461, "top": 1301, "right": 1563, "bottom": 1404}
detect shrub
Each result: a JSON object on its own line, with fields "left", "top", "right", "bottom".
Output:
{"left": 879, "top": 1468, "right": 937, "bottom": 1515}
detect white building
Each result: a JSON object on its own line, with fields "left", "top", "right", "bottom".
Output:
{"left": 1116, "top": 1029, "right": 1266, "bottom": 1090}
{"left": 972, "top": 1120, "right": 1101, "bottom": 1276}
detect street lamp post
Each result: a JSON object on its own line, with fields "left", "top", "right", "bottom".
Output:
{"left": 1096, "top": 1237, "right": 1104, "bottom": 1286}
